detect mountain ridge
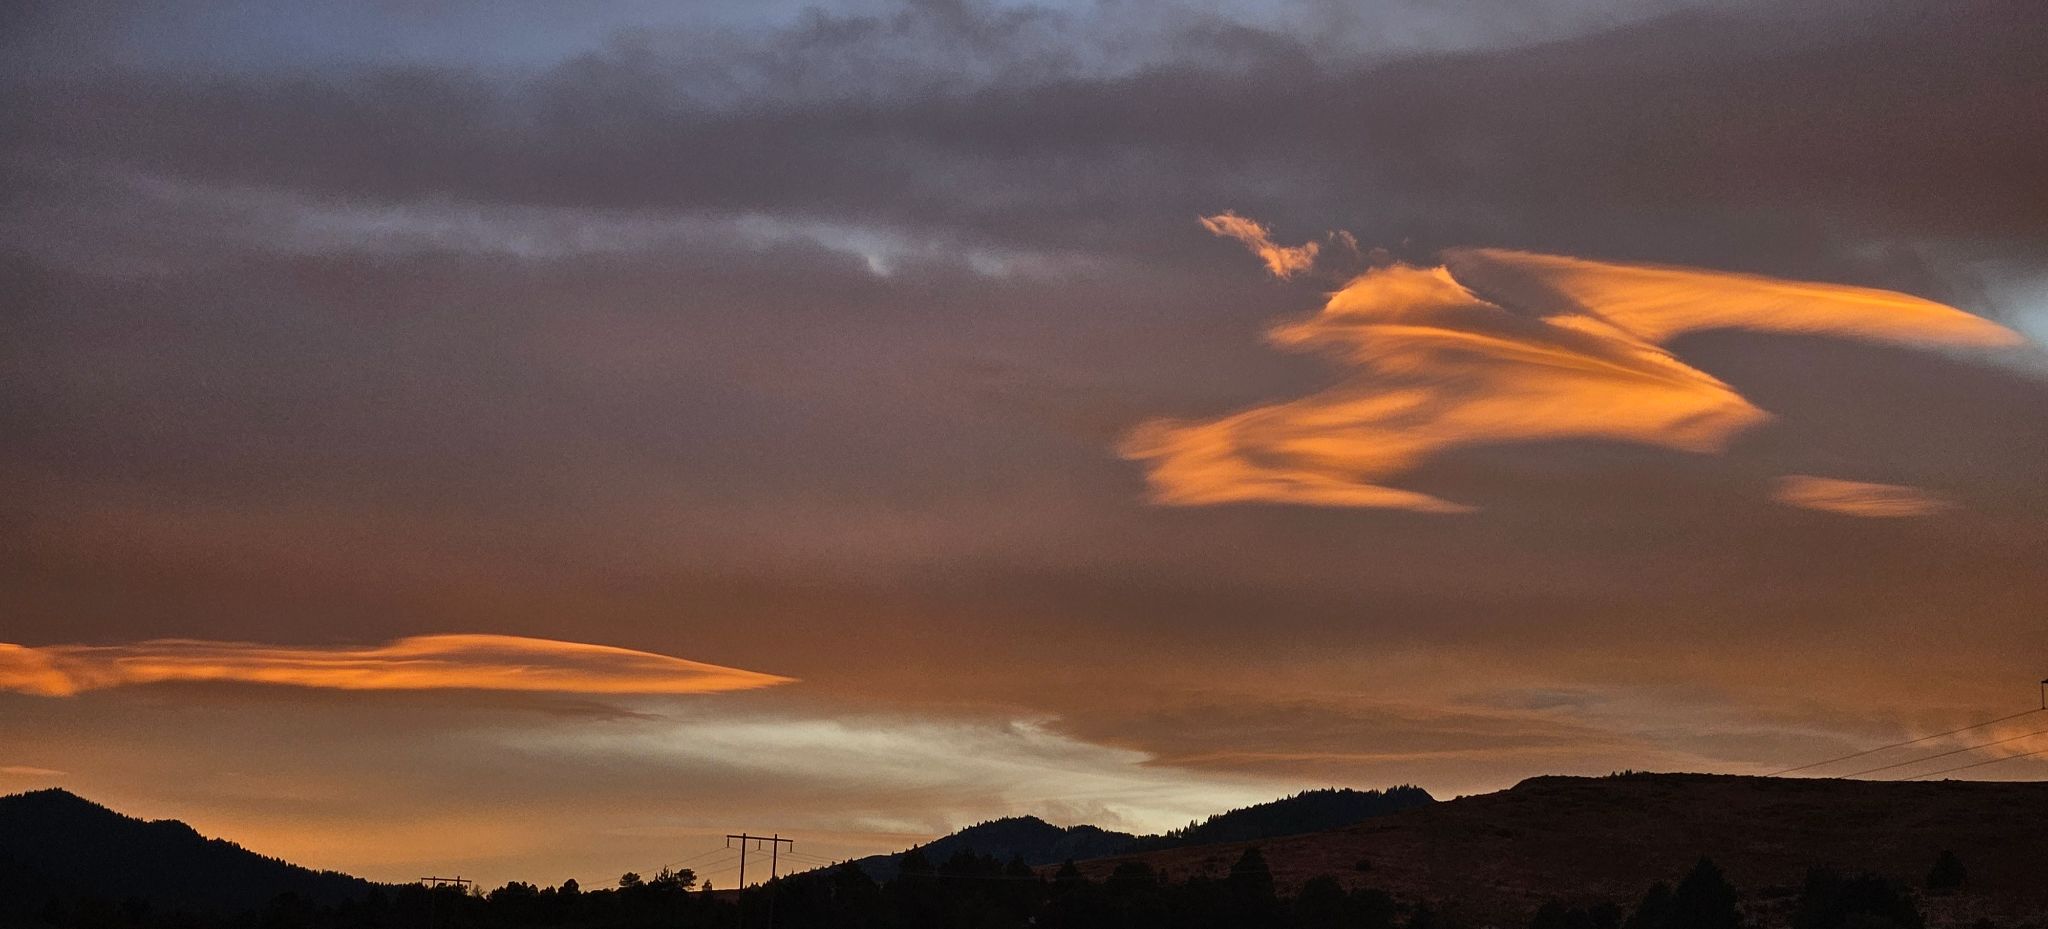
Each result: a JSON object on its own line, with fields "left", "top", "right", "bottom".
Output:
{"left": 846, "top": 785, "right": 1434, "bottom": 881}
{"left": 1055, "top": 772, "right": 2048, "bottom": 926}
{"left": 0, "top": 788, "right": 377, "bottom": 917}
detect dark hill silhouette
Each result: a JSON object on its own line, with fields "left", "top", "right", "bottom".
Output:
{"left": 1057, "top": 773, "right": 2048, "bottom": 927}
{"left": 849, "top": 816, "right": 1136, "bottom": 882}
{"left": 849, "top": 786, "right": 1433, "bottom": 881}
{"left": 1126, "top": 786, "right": 1435, "bottom": 852}
{"left": 0, "top": 788, "right": 375, "bottom": 916}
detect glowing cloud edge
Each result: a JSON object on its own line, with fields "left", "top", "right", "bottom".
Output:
{"left": 1128, "top": 221, "right": 2021, "bottom": 513}
{"left": 0, "top": 634, "right": 796, "bottom": 698}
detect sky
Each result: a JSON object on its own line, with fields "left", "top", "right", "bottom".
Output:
{"left": 4, "top": 0, "right": 2048, "bottom": 891}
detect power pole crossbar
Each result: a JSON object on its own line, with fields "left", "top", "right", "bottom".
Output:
{"left": 725, "top": 833, "right": 794, "bottom": 929}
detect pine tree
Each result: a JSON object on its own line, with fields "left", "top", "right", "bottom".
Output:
{"left": 1668, "top": 858, "right": 1741, "bottom": 929}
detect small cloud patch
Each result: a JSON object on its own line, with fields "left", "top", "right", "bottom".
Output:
{"left": 1772, "top": 475, "right": 1957, "bottom": 518}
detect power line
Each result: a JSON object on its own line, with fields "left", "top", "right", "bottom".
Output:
{"left": 775, "top": 854, "right": 840, "bottom": 870}
{"left": 1901, "top": 743, "right": 2048, "bottom": 781}
{"left": 1836, "top": 724, "right": 2048, "bottom": 779}
{"left": 668, "top": 847, "right": 741, "bottom": 869}
{"left": 1768, "top": 707, "right": 2045, "bottom": 776}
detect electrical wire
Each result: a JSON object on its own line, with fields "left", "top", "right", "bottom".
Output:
{"left": 1767, "top": 707, "right": 2044, "bottom": 776}
{"left": 1899, "top": 743, "right": 2048, "bottom": 781}
{"left": 669, "top": 847, "right": 742, "bottom": 868}
{"left": 1835, "top": 724, "right": 2048, "bottom": 779}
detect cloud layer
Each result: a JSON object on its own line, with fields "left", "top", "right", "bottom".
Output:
{"left": 1126, "top": 240, "right": 2020, "bottom": 512}
{"left": 0, "top": 635, "right": 793, "bottom": 697}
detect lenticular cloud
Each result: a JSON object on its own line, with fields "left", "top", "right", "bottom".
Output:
{"left": 1128, "top": 222, "right": 2020, "bottom": 513}
{"left": 0, "top": 634, "right": 794, "bottom": 697}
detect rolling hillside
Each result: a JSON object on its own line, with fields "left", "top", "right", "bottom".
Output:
{"left": 1056, "top": 773, "right": 2048, "bottom": 927}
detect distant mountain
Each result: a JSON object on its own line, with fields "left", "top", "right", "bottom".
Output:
{"left": 847, "top": 786, "right": 1434, "bottom": 881}
{"left": 1060, "top": 773, "right": 2048, "bottom": 926}
{"left": 0, "top": 788, "right": 376, "bottom": 917}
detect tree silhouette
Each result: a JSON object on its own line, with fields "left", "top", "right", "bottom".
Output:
{"left": 1294, "top": 875, "right": 1350, "bottom": 929}
{"left": 1531, "top": 899, "right": 1623, "bottom": 929}
{"left": 1224, "top": 847, "right": 1279, "bottom": 928}
{"left": 1624, "top": 883, "right": 1674, "bottom": 929}
{"left": 1228, "top": 847, "right": 1274, "bottom": 898}
{"left": 652, "top": 866, "right": 697, "bottom": 892}
{"left": 1667, "top": 858, "right": 1741, "bottom": 929}
{"left": 1107, "top": 860, "right": 1157, "bottom": 892}
{"left": 1925, "top": 850, "right": 1966, "bottom": 892}
{"left": 1793, "top": 868, "right": 1924, "bottom": 929}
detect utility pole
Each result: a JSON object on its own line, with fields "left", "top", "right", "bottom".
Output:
{"left": 725, "top": 833, "right": 793, "bottom": 929}
{"left": 417, "top": 877, "right": 470, "bottom": 929}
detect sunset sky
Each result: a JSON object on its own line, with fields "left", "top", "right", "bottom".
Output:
{"left": 4, "top": 0, "right": 2047, "bottom": 891}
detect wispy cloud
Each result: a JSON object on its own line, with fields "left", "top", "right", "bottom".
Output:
{"left": 1199, "top": 212, "right": 1320, "bottom": 279}
{"left": 1127, "top": 237, "right": 2021, "bottom": 512}
{"left": 0, "top": 765, "right": 66, "bottom": 777}
{"left": 1772, "top": 475, "right": 1957, "bottom": 518}
{"left": 0, "top": 635, "right": 793, "bottom": 698}
{"left": 502, "top": 711, "right": 1290, "bottom": 837}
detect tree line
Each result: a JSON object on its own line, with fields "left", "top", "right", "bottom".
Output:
{"left": 11, "top": 844, "right": 1972, "bottom": 929}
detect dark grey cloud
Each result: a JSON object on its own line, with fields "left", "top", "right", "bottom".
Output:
{"left": 7, "top": 0, "right": 2042, "bottom": 288}
{"left": 0, "top": 0, "right": 1745, "bottom": 80}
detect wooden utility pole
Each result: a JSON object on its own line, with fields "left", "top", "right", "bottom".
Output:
{"left": 418, "top": 877, "right": 471, "bottom": 929}
{"left": 725, "top": 833, "right": 794, "bottom": 929}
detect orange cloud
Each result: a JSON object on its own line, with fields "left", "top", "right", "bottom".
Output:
{"left": 0, "top": 634, "right": 794, "bottom": 697}
{"left": 1199, "top": 211, "right": 1319, "bottom": 278}
{"left": 1125, "top": 240, "right": 2020, "bottom": 512}
{"left": 0, "top": 765, "right": 66, "bottom": 777}
{"left": 1442, "top": 248, "right": 2020, "bottom": 348}
{"left": 1772, "top": 475, "right": 1957, "bottom": 517}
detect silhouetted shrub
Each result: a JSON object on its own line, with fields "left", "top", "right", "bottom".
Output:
{"left": 1624, "top": 882, "right": 1674, "bottom": 929}
{"left": 1925, "top": 850, "right": 1966, "bottom": 892}
{"left": 1532, "top": 899, "right": 1624, "bottom": 929}
{"left": 1794, "top": 868, "right": 1924, "bottom": 929}
{"left": 1668, "top": 858, "right": 1741, "bottom": 929}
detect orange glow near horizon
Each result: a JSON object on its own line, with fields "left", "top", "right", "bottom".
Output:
{"left": 1126, "top": 232, "right": 2022, "bottom": 512}
{"left": 0, "top": 634, "right": 795, "bottom": 698}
